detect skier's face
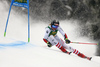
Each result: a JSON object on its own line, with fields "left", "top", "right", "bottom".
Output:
{"left": 51, "top": 24, "right": 59, "bottom": 30}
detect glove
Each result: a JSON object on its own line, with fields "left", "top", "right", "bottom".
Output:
{"left": 47, "top": 42, "right": 52, "bottom": 47}
{"left": 65, "top": 38, "right": 71, "bottom": 44}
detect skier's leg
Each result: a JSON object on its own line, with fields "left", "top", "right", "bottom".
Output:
{"left": 63, "top": 43, "right": 84, "bottom": 56}
{"left": 75, "top": 51, "right": 92, "bottom": 60}
{"left": 47, "top": 35, "right": 71, "bottom": 54}
{"left": 48, "top": 35, "right": 91, "bottom": 59}
{"left": 62, "top": 43, "right": 92, "bottom": 60}
{"left": 53, "top": 36, "right": 92, "bottom": 60}
{"left": 59, "top": 46, "right": 72, "bottom": 54}
{"left": 54, "top": 35, "right": 71, "bottom": 54}
{"left": 54, "top": 36, "right": 87, "bottom": 58}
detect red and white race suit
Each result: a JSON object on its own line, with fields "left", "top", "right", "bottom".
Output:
{"left": 43, "top": 25, "right": 79, "bottom": 54}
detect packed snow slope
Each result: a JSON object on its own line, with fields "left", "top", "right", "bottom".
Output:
{"left": 0, "top": 1, "right": 100, "bottom": 67}
{"left": 0, "top": 37, "right": 100, "bottom": 67}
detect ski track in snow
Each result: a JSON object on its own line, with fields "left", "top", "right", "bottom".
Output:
{"left": 0, "top": 1, "right": 100, "bottom": 67}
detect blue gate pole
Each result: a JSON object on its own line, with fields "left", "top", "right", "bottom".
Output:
{"left": 28, "top": 0, "right": 30, "bottom": 42}
{"left": 4, "top": 1, "right": 13, "bottom": 37}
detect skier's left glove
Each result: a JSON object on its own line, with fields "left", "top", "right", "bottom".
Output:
{"left": 47, "top": 42, "right": 52, "bottom": 47}
{"left": 65, "top": 38, "right": 71, "bottom": 44}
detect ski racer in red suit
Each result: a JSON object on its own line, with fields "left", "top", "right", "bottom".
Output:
{"left": 43, "top": 20, "right": 92, "bottom": 60}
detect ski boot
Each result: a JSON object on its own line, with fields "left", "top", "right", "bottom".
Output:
{"left": 86, "top": 57, "right": 92, "bottom": 61}
{"left": 78, "top": 52, "right": 92, "bottom": 60}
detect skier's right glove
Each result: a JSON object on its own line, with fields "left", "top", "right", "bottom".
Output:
{"left": 65, "top": 38, "right": 71, "bottom": 44}
{"left": 47, "top": 42, "right": 52, "bottom": 47}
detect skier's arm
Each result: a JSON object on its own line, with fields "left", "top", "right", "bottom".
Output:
{"left": 57, "top": 26, "right": 70, "bottom": 43}
{"left": 57, "top": 26, "right": 68, "bottom": 38}
{"left": 43, "top": 28, "right": 52, "bottom": 47}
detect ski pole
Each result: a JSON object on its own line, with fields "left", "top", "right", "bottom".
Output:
{"left": 71, "top": 42, "right": 99, "bottom": 45}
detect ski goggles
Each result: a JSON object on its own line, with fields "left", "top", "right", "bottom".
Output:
{"left": 52, "top": 25, "right": 58, "bottom": 28}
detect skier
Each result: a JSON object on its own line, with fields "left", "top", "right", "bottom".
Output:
{"left": 43, "top": 20, "right": 92, "bottom": 60}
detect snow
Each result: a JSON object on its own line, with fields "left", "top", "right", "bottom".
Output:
{"left": 0, "top": 1, "right": 100, "bottom": 67}
{"left": 0, "top": 39, "right": 100, "bottom": 67}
